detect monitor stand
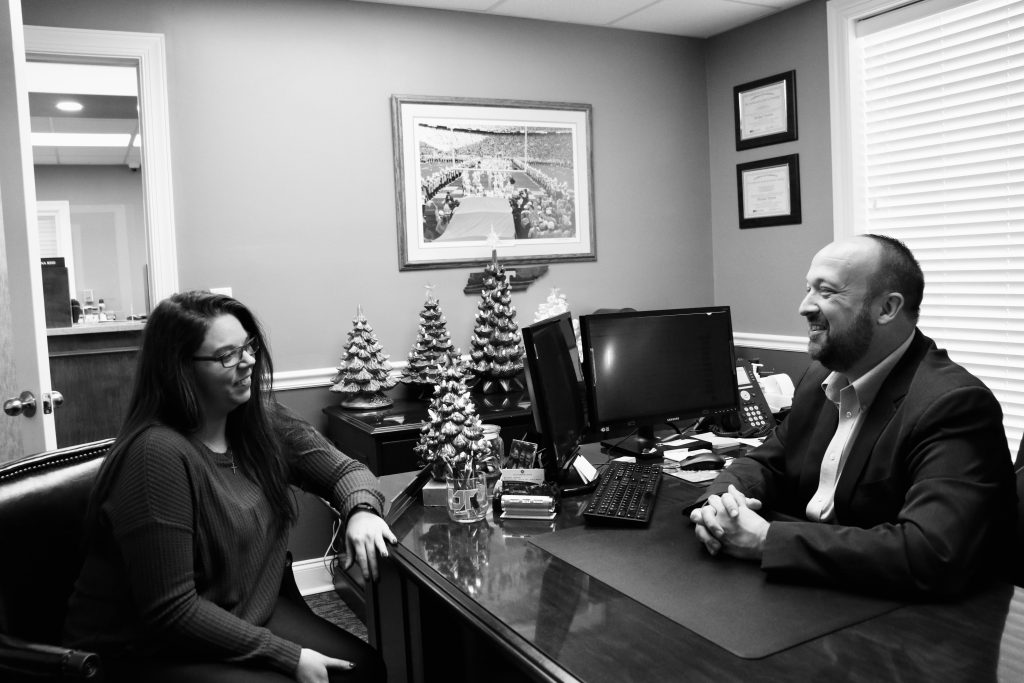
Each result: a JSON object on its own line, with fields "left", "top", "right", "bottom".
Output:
{"left": 601, "top": 424, "right": 661, "bottom": 460}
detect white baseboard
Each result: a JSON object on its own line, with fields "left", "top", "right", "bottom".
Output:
{"left": 292, "top": 554, "right": 338, "bottom": 596}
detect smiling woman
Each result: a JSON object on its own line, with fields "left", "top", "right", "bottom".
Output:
{"left": 61, "top": 290, "right": 394, "bottom": 682}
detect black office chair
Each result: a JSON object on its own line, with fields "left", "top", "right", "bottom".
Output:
{"left": 0, "top": 438, "right": 324, "bottom": 682}
{"left": 0, "top": 439, "right": 112, "bottom": 681}
{"left": 1016, "top": 439, "right": 1024, "bottom": 588}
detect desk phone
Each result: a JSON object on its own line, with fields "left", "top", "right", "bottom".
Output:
{"left": 736, "top": 359, "right": 775, "bottom": 435}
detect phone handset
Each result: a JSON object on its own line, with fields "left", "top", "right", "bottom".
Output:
{"left": 735, "top": 359, "right": 776, "bottom": 436}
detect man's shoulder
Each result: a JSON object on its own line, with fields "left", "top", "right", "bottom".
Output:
{"left": 912, "top": 335, "right": 992, "bottom": 396}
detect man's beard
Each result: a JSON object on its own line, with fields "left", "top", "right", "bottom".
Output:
{"left": 809, "top": 306, "right": 874, "bottom": 372}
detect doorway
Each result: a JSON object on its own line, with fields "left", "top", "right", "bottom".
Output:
{"left": 1, "top": 22, "right": 177, "bottom": 456}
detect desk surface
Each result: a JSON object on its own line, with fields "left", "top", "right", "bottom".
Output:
{"left": 375, "top": 445, "right": 1024, "bottom": 682}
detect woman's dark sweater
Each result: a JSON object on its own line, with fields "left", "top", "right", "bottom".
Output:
{"left": 63, "top": 409, "right": 383, "bottom": 675}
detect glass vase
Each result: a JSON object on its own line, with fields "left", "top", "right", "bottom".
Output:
{"left": 445, "top": 474, "right": 489, "bottom": 524}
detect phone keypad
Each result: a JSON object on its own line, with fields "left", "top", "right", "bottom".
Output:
{"left": 743, "top": 404, "right": 769, "bottom": 428}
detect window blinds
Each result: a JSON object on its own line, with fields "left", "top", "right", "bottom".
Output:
{"left": 858, "top": 0, "right": 1024, "bottom": 456}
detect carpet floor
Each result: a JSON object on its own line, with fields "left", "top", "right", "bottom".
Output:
{"left": 304, "top": 591, "right": 368, "bottom": 643}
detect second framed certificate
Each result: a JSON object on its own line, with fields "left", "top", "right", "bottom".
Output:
{"left": 737, "top": 154, "right": 801, "bottom": 229}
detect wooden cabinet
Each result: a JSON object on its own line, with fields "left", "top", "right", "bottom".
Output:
{"left": 324, "top": 392, "right": 534, "bottom": 475}
{"left": 47, "top": 322, "right": 143, "bottom": 447}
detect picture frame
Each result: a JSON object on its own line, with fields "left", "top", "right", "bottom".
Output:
{"left": 391, "top": 95, "right": 595, "bottom": 270}
{"left": 736, "top": 154, "right": 801, "bottom": 229}
{"left": 734, "top": 70, "right": 797, "bottom": 150}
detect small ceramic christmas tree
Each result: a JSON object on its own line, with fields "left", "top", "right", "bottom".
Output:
{"left": 329, "top": 306, "right": 397, "bottom": 409}
{"left": 534, "top": 287, "right": 569, "bottom": 322}
{"left": 415, "top": 355, "right": 495, "bottom": 481}
{"left": 401, "top": 285, "right": 455, "bottom": 398}
{"left": 534, "top": 287, "right": 582, "bottom": 351}
{"left": 467, "top": 251, "right": 525, "bottom": 394}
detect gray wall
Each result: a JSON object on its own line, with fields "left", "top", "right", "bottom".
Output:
{"left": 35, "top": 165, "right": 148, "bottom": 316}
{"left": 21, "top": 0, "right": 836, "bottom": 559}
{"left": 707, "top": 0, "right": 832, "bottom": 338}
{"left": 21, "top": 0, "right": 720, "bottom": 560}
{"left": 23, "top": 0, "right": 714, "bottom": 371}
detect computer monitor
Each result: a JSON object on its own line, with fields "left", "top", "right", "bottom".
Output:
{"left": 521, "top": 312, "right": 589, "bottom": 487}
{"left": 579, "top": 306, "right": 740, "bottom": 457}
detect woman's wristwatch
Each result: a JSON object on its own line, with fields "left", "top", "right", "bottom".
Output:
{"left": 346, "top": 502, "right": 380, "bottom": 523}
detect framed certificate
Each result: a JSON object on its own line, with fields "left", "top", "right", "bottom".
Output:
{"left": 737, "top": 154, "right": 801, "bottom": 229}
{"left": 734, "top": 71, "right": 797, "bottom": 150}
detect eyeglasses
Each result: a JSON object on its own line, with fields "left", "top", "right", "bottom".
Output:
{"left": 193, "top": 337, "right": 259, "bottom": 368}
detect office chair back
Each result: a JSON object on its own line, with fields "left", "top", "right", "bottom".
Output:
{"left": 1017, "top": 439, "right": 1024, "bottom": 587}
{"left": 0, "top": 439, "right": 113, "bottom": 645}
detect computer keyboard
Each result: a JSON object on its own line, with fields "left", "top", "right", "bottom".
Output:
{"left": 583, "top": 461, "right": 661, "bottom": 525}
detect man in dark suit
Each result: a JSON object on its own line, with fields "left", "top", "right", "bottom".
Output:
{"left": 689, "top": 234, "right": 1015, "bottom": 597}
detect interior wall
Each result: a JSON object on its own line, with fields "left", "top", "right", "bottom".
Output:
{"left": 21, "top": 0, "right": 714, "bottom": 561}
{"left": 23, "top": 0, "right": 713, "bottom": 373}
{"left": 706, "top": 0, "right": 832, "bottom": 339}
{"left": 34, "top": 165, "right": 147, "bottom": 316}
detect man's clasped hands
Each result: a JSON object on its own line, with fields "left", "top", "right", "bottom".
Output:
{"left": 689, "top": 485, "right": 771, "bottom": 561}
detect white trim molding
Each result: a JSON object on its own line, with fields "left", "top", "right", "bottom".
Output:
{"left": 272, "top": 342, "right": 810, "bottom": 393}
{"left": 291, "top": 555, "right": 337, "bottom": 596}
{"left": 273, "top": 360, "right": 407, "bottom": 391}
{"left": 274, "top": 367, "right": 339, "bottom": 391}
{"left": 733, "top": 332, "right": 807, "bottom": 354}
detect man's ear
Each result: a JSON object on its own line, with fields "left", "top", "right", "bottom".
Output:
{"left": 876, "top": 292, "right": 905, "bottom": 325}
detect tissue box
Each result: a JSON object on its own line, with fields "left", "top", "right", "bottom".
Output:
{"left": 422, "top": 479, "right": 447, "bottom": 507}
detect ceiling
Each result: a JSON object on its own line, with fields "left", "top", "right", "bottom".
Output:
{"left": 349, "top": 0, "right": 810, "bottom": 38}
{"left": 27, "top": 61, "right": 140, "bottom": 168}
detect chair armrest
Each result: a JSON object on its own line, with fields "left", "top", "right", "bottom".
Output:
{"left": 0, "top": 634, "right": 101, "bottom": 680}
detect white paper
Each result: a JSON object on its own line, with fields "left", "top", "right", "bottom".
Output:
{"left": 572, "top": 455, "right": 598, "bottom": 483}
{"left": 661, "top": 437, "right": 698, "bottom": 448}
{"left": 669, "top": 470, "right": 720, "bottom": 484}
{"left": 664, "top": 448, "right": 713, "bottom": 462}
{"left": 500, "top": 467, "right": 546, "bottom": 484}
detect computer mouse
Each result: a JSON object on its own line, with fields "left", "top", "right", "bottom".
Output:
{"left": 679, "top": 452, "right": 726, "bottom": 471}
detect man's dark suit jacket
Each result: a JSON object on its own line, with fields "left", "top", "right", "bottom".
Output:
{"left": 700, "top": 330, "right": 1015, "bottom": 597}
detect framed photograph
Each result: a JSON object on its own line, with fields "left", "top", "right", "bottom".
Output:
{"left": 734, "top": 70, "right": 797, "bottom": 150}
{"left": 737, "top": 154, "right": 801, "bottom": 229}
{"left": 391, "top": 95, "right": 595, "bottom": 270}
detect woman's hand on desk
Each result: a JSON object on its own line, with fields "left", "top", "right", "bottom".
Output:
{"left": 344, "top": 510, "right": 398, "bottom": 582}
{"left": 689, "top": 485, "right": 770, "bottom": 560}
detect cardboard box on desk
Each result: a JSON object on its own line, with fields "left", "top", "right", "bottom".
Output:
{"left": 422, "top": 479, "right": 447, "bottom": 507}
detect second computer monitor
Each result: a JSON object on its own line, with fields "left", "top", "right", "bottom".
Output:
{"left": 579, "top": 306, "right": 739, "bottom": 456}
{"left": 522, "top": 311, "right": 588, "bottom": 484}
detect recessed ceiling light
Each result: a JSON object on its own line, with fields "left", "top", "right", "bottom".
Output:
{"left": 55, "top": 100, "right": 83, "bottom": 112}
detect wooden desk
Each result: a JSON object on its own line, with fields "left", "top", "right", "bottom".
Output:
{"left": 323, "top": 392, "right": 533, "bottom": 475}
{"left": 368, "top": 445, "right": 1023, "bottom": 683}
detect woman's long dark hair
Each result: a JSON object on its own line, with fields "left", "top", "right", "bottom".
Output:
{"left": 88, "top": 291, "right": 296, "bottom": 531}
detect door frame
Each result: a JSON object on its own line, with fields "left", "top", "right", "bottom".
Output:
{"left": 1, "top": 16, "right": 178, "bottom": 456}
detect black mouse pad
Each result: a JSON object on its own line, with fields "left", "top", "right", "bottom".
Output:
{"left": 529, "top": 486, "right": 904, "bottom": 659}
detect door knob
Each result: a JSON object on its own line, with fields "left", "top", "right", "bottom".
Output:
{"left": 44, "top": 390, "right": 64, "bottom": 414}
{"left": 3, "top": 391, "right": 37, "bottom": 417}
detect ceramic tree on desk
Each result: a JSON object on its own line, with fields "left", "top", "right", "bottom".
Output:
{"left": 400, "top": 285, "right": 455, "bottom": 399}
{"left": 415, "top": 356, "right": 496, "bottom": 522}
{"left": 467, "top": 251, "right": 525, "bottom": 394}
{"left": 329, "top": 306, "right": 397, "bottom": 409}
